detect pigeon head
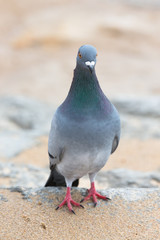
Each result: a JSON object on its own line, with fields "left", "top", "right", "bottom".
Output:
{"left": 76, "top": 45, "right": 97, "bottom": 73}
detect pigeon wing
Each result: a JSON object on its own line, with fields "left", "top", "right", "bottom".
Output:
{"left": 48, "top": 113, "right": 64, "bottom": 168}
{"left": 111, "top": 135, "right": 119, "bottom": 154}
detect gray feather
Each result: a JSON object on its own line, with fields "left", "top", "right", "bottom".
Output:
{"left": 45, "top": 45, "right": 121, "bottom": 188}
{"left": 111, "top": 136, "right": 119, "bottom": 154}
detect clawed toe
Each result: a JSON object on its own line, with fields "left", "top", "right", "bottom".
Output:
{"left": 94, "top": 202, "right": 97, "bottom": 207}
{"left": 80, "top": 204, "right": 84, "bottom": 208}
{"left": 55, "top": 187, "right": 84, "bottom": 213}
{"left": 81, "top": 182, "right": 111, "bottom": 206}
{"left": 71, "top": 210, "right": 76, "bottom": 215}
{"left": 106, "top": 197, "right": 111, "bottom": 201}
{"left": 55, "top": 184, "right": 110, "bottom": 213}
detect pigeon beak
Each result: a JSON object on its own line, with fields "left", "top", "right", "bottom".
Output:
{"left": 85, "top": 61, "right": 95, "bottom": 73}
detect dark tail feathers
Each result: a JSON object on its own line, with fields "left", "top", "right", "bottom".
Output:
{"left": 45, "top": 168, "right": 79, "bottom": 187}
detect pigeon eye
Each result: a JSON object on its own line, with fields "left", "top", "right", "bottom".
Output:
{"left": 78, "top": 52, "right": 82, "bottom": 58}
{"left": 96, "top": 53, "right": 98, "bottom": 57}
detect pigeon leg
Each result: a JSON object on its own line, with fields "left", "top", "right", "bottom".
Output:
{"left": 80, "top": 182, "right": 111, "bottom": 206}
{"left": 56, "top": 187, "right": 84, "bottom": 213}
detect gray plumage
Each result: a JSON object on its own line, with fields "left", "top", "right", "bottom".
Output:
{"left": 45, "top": 44, "right": 120, "bottom": 192}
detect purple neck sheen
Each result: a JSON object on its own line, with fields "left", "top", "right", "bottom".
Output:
{"left": 60, "top": 66, "right": 112, "bottom": 120}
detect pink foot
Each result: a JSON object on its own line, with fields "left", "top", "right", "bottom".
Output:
{"left": 56, "top": 187, "right": 84, "bottom": 214}
{"left": 80, "top": 182, "right": 111, "bottom": 207}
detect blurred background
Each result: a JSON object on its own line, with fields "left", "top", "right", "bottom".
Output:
{"left": 0, "top": 0, "right": 160, "bottom": 189}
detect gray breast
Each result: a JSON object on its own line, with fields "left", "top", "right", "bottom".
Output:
{"left": 56, "top": 105, "right": 120, "bottom": 153}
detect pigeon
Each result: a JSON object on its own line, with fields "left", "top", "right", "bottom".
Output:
{"left": 45, "top": 45, "right": 120, "bottom": 213}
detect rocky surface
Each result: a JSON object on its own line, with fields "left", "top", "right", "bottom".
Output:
{"left": 113, "top": 97, "right": 160, "bottom": 139}
{"left": 97, "top": 168, "right": 160, "bottom": 188}
{"left": 113, "top": 97, "right": 160, "bottom": 117}
{"left": 0, "top": 162, "right": 49, "bottom": 188}
{"left": 1, "top": 161, "right": 160, "bottom": 189}
{"left": 0, "top": 96, "right": 53, "bottom": 158}
{"left": 0, "top": 187, "right": 160, "bottom": 240}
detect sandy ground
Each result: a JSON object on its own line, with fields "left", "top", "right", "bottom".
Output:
{"left": 0, "top": 188, "right": 160, "bottom": 240}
